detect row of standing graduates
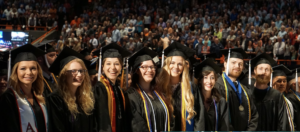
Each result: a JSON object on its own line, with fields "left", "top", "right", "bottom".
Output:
{"left": 0, "top": 42, "right": 299, "bottom": 132}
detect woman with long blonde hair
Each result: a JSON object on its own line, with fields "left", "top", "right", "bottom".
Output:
{"left": 0, "top": 44, "right": 47, "bottom": 132}
{"left": 156, "top": 42, "right": 205, "bottom": 131}
{"left": 47, "top": 47, "right": 96, "bottom": 132}
{"left": 92, "top": 43, "right": 131, "bottom": 132}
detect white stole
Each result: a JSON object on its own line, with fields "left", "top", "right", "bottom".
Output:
{"left": 10, "top": 88, "right": 48, "bottom": 132}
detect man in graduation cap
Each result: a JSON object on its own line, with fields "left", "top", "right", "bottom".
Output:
{"left": 286, "top": 68, "right": 300, "bottom": 130}
{"left": 35, "top": 43, "right": 58, "bottom": 97}
{"left": 0, "top": 61, "right": 7, "bottom": 95}
{"left": 214, "top": 48, "right": 258, "bottom": 131}
{"left": 271, "top": 65, "right": 295, "bottom": 131}
{"left": 251, "top": 53, "right": 288, "bottom": 131}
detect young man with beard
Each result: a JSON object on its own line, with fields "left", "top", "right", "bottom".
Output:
{"left": 271, "top": 65, "right": 295, "bottom": 131}
{"left": 286, "top": 68, "right": 300, "bottom": 130}
{"left": 251, "top": 53, "right": 288, "bottom": 131}
{"left": 215, "top": 48, "right": 258, "bottom": 131}
{"left": 35, "top": 43, "right": 58, "bottom": 96}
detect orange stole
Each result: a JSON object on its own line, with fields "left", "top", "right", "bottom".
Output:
{"left": 100, "top": 76, "right": 125, "bottom": 132}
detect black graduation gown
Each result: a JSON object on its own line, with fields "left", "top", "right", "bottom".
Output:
{"left": 252, "top": 87, "right": 288, "bottom": 131}
{"left": 125, "top": 87, "right": 168, "bottom": 132}
{"left": 286, "top": 92, "right": 300, "bottom": 130}
{"left": 201, "top": 96, "right": 229, "bottom": 131}
{"left": 172, "top": 83, "right": 205, "bottom": 131}
{"left": 93, "top": 80, "right": 128, "bottom": 132}
{"left": 0, "top": 89, "right": 46, "bottom": 132}
{"left": 46, "top": 91, "right": 97, "bottom": 132}
{"left": 215, "top": 76, "right": 258, "bottom": 131}
{"left": 42, "top": 72, "right": 58, "bottom": 97}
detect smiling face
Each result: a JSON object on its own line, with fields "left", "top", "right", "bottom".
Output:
{"left": 17, "top": 61, "right": 38, "bottom": 86}
{"left": 138, "top": 60, "right": 156, "bottom": 83}
{"left": 102, "top": 58, "right": 122, "bottom": 83}
{"left": 169, "top": 56, "right": 185, "bottom": 78}
{"left": 273, "top": 76, "right": 287, "bottom": 93}
{"left": 224, "top": 58, "right": 244, "bottom": 79}
{"left": 202, "top": 71, "right": 216, "bottom": 91}
{"left": 66, "top": 61, "right": 85, "bottom": 88}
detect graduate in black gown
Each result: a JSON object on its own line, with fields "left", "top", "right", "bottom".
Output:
{"left": 35, "top": 43, "right": 58, "bottom": 97}
{"left": 286, "top": 68, "right": 300, "bottom": 130}
{"left": 156, "top": 42, "right": 205, "bottom": 131}
{"left": 251, "top": 53, "right": 288, "bottom": 131}
{"left": 126, "top": 47, "right": 171, "bottom": 132}
{"left": 194, "top": 58, "right": 229, "bottom": 131}
{"left": 0, "top": 44, "right": 48, "bottom": 132}
{"left": 0, "top": 61, "right": 8, "bottom": 95}
{"left": 92, "top": 43, "right": 131, "bottom": 132}
{"left": 271, "top": 65, "right": 295, "bottom": 131}
{"left": 47, "top": 47, "right": 97, "bottom": 132}
{"left": 214, "top": 48, "right": 258, "bottom": 131}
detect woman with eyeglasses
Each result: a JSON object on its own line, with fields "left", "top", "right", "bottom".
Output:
{"left": 126, "top": 48, "right": 172, "bottom": 132}
{"left": 156, "top": 42, "right": 205, "bottom": 131}
{"left": 92, "top": 43, "right": 131, "bottom": 132}
{"left": 194, "top": 58, "right": 229, "bottom": 131}
{"left": 47, "top": 47, "right": 96, "bottom": 132}
{"left": 0, "top": 44, "right": 47, "bottom": 132}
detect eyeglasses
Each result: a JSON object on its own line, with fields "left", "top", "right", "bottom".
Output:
{"left": 139, "top": 65, "right": 156, "bottom": 71}
{"left": 67, "top": 70, "right": 87, "bottom": 75}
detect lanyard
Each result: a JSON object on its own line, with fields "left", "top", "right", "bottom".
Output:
{"left": 224, "top": 73, "right": 242, "bottom": 105}
{"left": 213, "top": 99, "right": 218, "bottom": 131}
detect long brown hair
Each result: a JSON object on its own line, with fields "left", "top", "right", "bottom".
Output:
{"left": 58, "top": 59, "right": 94, "bottom": 118}
{"left": 197, "top": 70, "right": 221, "bottom": 102}
{"left": 8, "top": 61, "right": 45, "bottom": 104}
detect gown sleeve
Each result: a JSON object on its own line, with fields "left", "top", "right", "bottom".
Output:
{"left": 277, "top": 94, "right": 288, "bottom": 131}
{"left": 93, "top": 81, "right": 113, "bottom": 132}
{"left": 125, "top": 88, "right": 149, "bottom": 132}
{"left": 193, "top": 84, "right": 205, "bottom": 131}
{"left": 218, "top": 98, "right": 229, "bottom": 131}
{"left": 46, "top": 92, "right": 68, "bottom": 132}
{"left": 244, "top": 85, "right": 259, "bottom": 131}
{"left": 0, "top": 89, "right": 21, "bottom": 132}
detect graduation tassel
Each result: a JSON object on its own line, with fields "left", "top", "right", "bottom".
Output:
{"left": 161, "top": 50, "right": 165, "bottom": 68}
{"left": 248, "top": 60, "right": 251, "bottom": 86}
{"left": 97, "top": 48, "right": 102, "bottom": 81}
{"left": 226, "top": 48, "right": 231, "bottom": 75}
{"left": 120, "top": 60, "right": 125, "bottom": 89}
{"left": 7, "top": 49, "right": 11, "bottom": 88}
{"left": 126, "top": 58, "right": 129, "bottom": 88}
{"left": 270, "top": 72, "right": 273, "bottom": 87}
{"left": 296, "top": 69, "right": 299, "bottom": 92}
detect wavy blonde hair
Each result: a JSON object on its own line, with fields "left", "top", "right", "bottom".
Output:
{"left": 156, "top": 56, "right": 196, "bottom": 123}
{"left": 58, "top": 59, "right": 94, "bottom": 117}
{"left": 8, "top": 61, "right": 45, "bottom": 104}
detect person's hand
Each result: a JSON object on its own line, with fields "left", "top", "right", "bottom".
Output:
{"left": 161, "top": 37, "right": 170, "bottom": 44}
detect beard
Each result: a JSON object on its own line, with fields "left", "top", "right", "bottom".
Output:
{"left": 228, "top": 69, "right": 242, "bottom": 78}
{"left": 256, "top": 74, "right": 271, "bottom": 84}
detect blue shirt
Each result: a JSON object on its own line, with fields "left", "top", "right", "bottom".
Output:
{"left": 230, "top": 13, "right": 238, "bottom": 21}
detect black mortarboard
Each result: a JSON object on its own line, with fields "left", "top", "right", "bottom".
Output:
{"left": 287, "top": 68, "right": 300, "bottom": 82}
{"left": 128, "top": 47, "right": 158, "bottom": 72}
{"left": 49, "top": 47, "right": 90, "bottom": 75}
{"left": 194, "top": 58, "right": 221, "bottom": 79}
{"left": 80, "top": 48, "right": 91, "bottom": 57}
{"left": 220, "top": 48, "right": 248, "bottom": 59}
{"left": 5, "top": 44, "right": 45, "bottom": 67}
{"left": 272, "top": 65, "right": 291, "bottom": 78}
{"left": 251, "top": 53, "right": 277, "bottom": 68}
{"left": 0, "top": 61, "right": 7, "bottom": 76}
{"left": 34, "top": 43, "right": 56, "bottom": 53}
{"left": 199, "top": 53, "right": 217, "bottom": 61}
{"left": 92, "top": 43, "right": 131, "bottom": 59}
{"left": 163, "top": 42, "right": 195, "bottom": 59}
{"left": 88, "top": 61, "right": 97, "bottom": 75}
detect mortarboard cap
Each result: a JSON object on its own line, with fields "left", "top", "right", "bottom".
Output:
{"left": 220, "top": 48, "right": 248, "bottom": 59}
{"left": 92, "top": 43, "right": 131, "bottom": 59}
{"left": 49, "top": 47, "right": 90, "bottom": 75}
{"left": 194, "top": 58, "right": 221, "bottom": 79}
{"left": 287, "top": 68, "right": 300, "bottom": 82}
{"left": 80, "top": 48, "right": 91, "bottom": 57}
{"left": 34, "top": 42, "right": 56, "bottom": 53}
{"left": 163, "top": 42, "right": 195, "bottom": 59}
{"left": 251, "top": 53, "right": 277, "bottom": 68}
{"left": 272, "top": 65, "right": 291, "bottom": 78}
{"left": 88, "top": 61, "right": 97, "bottom": 75}
{"left": 128, "top": 47, "right": 158, "bottom": 72}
